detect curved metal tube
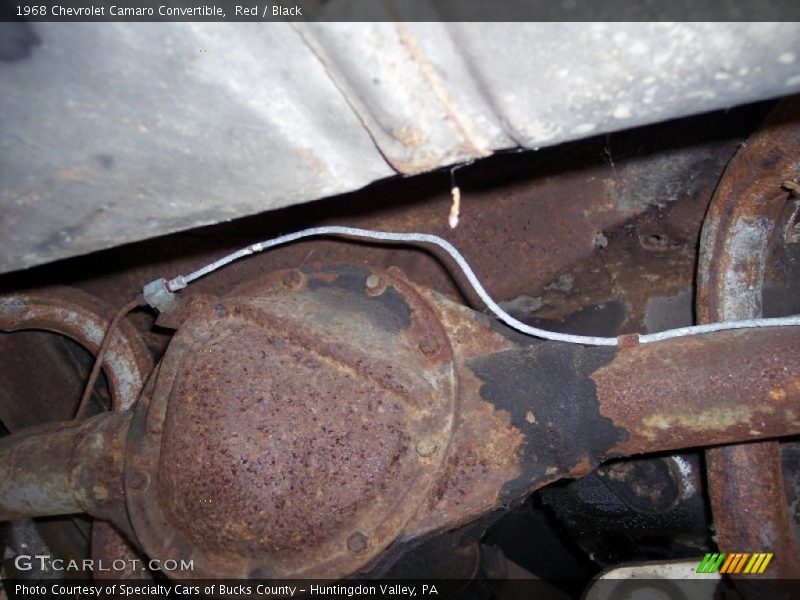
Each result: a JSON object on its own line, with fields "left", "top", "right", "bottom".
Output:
{"left": 0, "top": 286, "right": 152, "bottom": 411}
{"left": 697, "top": 98, "right": 800, "bottom": 579}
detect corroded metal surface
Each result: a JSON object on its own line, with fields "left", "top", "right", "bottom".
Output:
{"left": 0, "top": 102, "right": 764, "bottom": 365}
{"left": 465, "top": 343, "right": 621, "bottom": 501}
{"left": 706, "top": 442, "right": 799, "bottom": 578}
{"left": 0, "top": 89, "right": 796, "bottom": 579}
{"left": 406, "top": 321, "right": 800, "bottom": 547}
{"left": 592, "top": 329, "right": 800, "bottom": 456}
{"left": 402, "top": 288, "right": 524, "bottom": 538}
{"left": 2, "top": 269, "right": 800, "bottom": 580}
{"left": 408, "top": 300, "right": 800, "bottom": 543}
{"left": 0, "top": 287, "right": 152, "bottom": 411}
{"left": 91, "top": 522, "right": 149, "bottom": 580}
{"left": 0, "top": 286, "right": 151, "bottom": 581}
{"left": 125, "top": 266, "right": 457, "bottom": 579}
{"left": 697, "top": 100, "right": 800, "bottom": 322}
{"left": 0, "top": 412, "right": 131, "bottom": 533}
{"left": 697, "top": 98, "right": 800, "bottom": 579}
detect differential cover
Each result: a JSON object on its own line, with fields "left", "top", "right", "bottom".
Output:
{"left": 125, "top": 265, "right": 456, "bottom": 579}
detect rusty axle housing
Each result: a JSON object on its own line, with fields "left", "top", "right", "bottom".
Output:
{"left": 1, "top": 265, "right": 799, "bottom": 580}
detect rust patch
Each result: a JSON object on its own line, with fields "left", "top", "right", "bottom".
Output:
{"left": 568, "top": 459, "right": 594, "bottom": 478}
{"left": 392, "top": 125, "right": 428, "bottom": 149}
{"left": 707, "top": 442, "right": 800, "bottom": 579}
{"left": 412, "top": 363, "right": 523, "bottom": 535}
{"left": 696, "top": 98, "right": 800, "bottom": 580}
{"left": 91, "top": 521, "right": 148, "bottom": 580}
{"left": 0, "top": 411, "right": 131, "bottom": 534}
{"left": 698, "top": 100, "right": 800, "bottom": 323}
{"left": 392, "top": 22, "right": 488, "bottom": 161}
{"left": 125, "top": 266, "right": 457, "bottom": 580}
{"left": 616, "top": 333, "right": 640, "bottom": 349}
{"left": 159, "top": 322, "right": 415, "bottom": 556}
{"left": 466, "top": 343, "right": 623, "bottom": 500}
{"left": 593, "top": 329, "right": 800, "bottom": 456}
{"left": 298, "top": 148, "right": 327, "bottom": 175}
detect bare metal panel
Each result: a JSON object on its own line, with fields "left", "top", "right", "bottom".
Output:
{"left": 1, "top": 22, "right": 799, "bottom": 273}
{"left": 0, "top": 22, "right": 395, "bottom": 272}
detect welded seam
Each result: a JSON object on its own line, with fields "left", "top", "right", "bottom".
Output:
{"left": 392, "top": 22, "right": 489, "bottom": 159}
{"left": 289, "top": 23, "right": 401, "bottom": 175}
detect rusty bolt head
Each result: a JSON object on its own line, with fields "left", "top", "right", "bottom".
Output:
{"left": 418, "top": 335, "right": 440, "bottom": 356}
{"left": 282, "top": 271, "right": 302, "bottom": 290}
{"left": 415, "top": 436, "right": 439, "bottom": 458}
{"left": 129, "top": 471, "right": 150, "bottom": 490}
{"left": 365, "top": 274, "right": 382, "bottom": 291}
{"left": 347, "top": 531, "right": 369, "bottom": 554}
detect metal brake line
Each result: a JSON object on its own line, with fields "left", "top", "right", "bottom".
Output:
{"left": 138, "top": 225, "right": 800, "bottom": 347}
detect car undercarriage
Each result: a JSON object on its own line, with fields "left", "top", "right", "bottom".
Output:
{"left": 1, "top": 19, "right": 800, "bottom": 600}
